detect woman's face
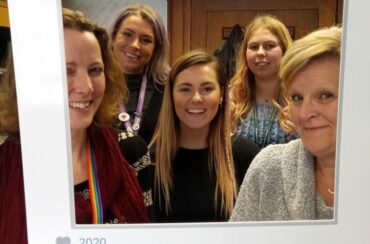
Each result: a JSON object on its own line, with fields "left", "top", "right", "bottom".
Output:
{"left": 173, "top": 64, "right": 222, "bottom": 134}
{"left": 64, "top": 28, "right": 105, "bottom": 133}
{"left": 288, "top": 56, "right": 339, "bottom": 160}
{"left": 246, "top": 28, "right": 283, "bottom": 80}
{"left": 112, "top": 15, "right": 155, "bottom": 74}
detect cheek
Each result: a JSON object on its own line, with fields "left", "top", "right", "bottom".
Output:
{"left": 95, "top": 77, "right": 106, "bottom": 98}
{"left": 172, "top": 93, "right": 183, "bottom": 112}
{"left": 289, "top": 105, "right": 300, "bottom": 124}
{"left": 145, "top": 45, "right": 155, "bottom": 58}
{"left": 245, "top": 50, "right": 254, "bottom": 64}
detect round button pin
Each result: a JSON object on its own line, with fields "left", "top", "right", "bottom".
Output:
{"left": 132, "top": 124, "right": 140, "bottom": 131}
{"left": 118, "top": 112, "right": 130, "bottom": 122}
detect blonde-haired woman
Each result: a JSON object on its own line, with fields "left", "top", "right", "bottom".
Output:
{"left": 150, "top": 50, "right": 259, "bottom": 222}
{"left": 230, "top": 15, "right": 298, "bottom": 148}
{"left": 230, "top": 26, "right": 341, "bottom": 221}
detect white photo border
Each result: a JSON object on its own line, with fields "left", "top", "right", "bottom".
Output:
{"left": 8, "top": 0, "right": 370, "bottom": 243}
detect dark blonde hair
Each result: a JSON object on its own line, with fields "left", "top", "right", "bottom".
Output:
{"left": 150, "top": 50, "right": 236, "bottom": 217}
{"left": 279, "top": 26, "right": 342, "bottom": 132}
{"left": 229, "top": 14, "right": 292, "bottom": 132}
{"left": 110, "top": 3, "right": 170, "bottom": 85}
{"left": 63, "top": 8, "right": 127, "bottom": 126}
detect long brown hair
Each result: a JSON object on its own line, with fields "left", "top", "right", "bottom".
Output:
{"left": 150, "top": 50, "right": 236, "bottom": 217}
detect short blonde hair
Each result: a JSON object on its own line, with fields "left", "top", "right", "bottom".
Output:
{"left": 279, "top": 26, "right": 342, "bottom": 132}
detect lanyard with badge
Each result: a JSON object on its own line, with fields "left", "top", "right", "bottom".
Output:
{"left": 118, "top": 74, "right": 147, "bottom": 134}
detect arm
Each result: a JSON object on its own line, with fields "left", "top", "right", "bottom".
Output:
{"left": 230, "top": 154, "right": 263, "bottom": 222}
{"left": 117, "top": 130, "right": 156, "bottom": 221}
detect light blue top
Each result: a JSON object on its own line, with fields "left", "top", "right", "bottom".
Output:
{"left": 235, "top": 102, "right": 298, "bottom": 148}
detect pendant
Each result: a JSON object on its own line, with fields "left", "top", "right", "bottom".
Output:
{"left": 118, "top": 112, "right": 130, "bottom": 122}
{"left": 132, "top": 123, "right": 140, "bottom": 131}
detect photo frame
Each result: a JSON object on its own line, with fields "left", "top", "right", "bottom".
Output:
{"left": 7, "top": 0, "right": 370, "bottom": 243}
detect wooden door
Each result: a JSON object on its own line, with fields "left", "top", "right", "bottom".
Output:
{"left": 168, "top": 0, "right": 342, "bottom": 64}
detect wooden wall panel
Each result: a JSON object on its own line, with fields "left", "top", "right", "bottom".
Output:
{"left": 207, "top": 9, "right": 318, "bottom": 53}
{"left": 168, "top": 0, "right": 343, "bottom": 64}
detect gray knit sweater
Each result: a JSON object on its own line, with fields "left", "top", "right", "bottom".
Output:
{"left": 230, "top": 139, "right": 333, "bottom": 221}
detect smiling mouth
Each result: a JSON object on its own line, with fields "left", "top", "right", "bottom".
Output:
{"left": 69, "top": 101, "right": 92, "bottom": 109}
{"left": 304, "top": 125, "right": 329, "bottom": 131}
{"left": 124, "top": 51, "right": 140, "bottom": 60}
{"left": 255, "top": 62, "right": 269, "bottom": 66}
{"left": 187, "top": 108, "right": 206, "bottom": 114}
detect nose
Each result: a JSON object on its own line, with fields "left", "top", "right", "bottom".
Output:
{"left": 191, "top": 91, "right": 203, "bottom": 103}
{"left": 131, "top": 37, "right": 141, "bottom": 49}
{"left": 257, "top": 45, "right": 265, "bottom": 56}
{"left": 73, "top": 71, "right": 94, "bottom": 94}
{"left": 299, "top": 99, "right": 318, "bottom": 121}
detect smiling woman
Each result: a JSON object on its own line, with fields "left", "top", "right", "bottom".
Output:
{"left": 230, "top": 26, "right": 341, "bottom": 221}
{"left": 229, "top": 15, "right": 298, "bottom": 148}
{"left": 149, "top": 50, "right": 260, "bottom": 222}
{"left": 0, "top": 7, "right": 150, "bottom": 243}
{"left": 110, "top": 4, "right": 169, "bottom": 144}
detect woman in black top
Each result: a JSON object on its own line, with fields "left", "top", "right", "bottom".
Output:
{"left": 150, "top": 50, "right": 260, "bottom": 222}
{"left": 111, "top": 3, "right": 170, "bottom": 144}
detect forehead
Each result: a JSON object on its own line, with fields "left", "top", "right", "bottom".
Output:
{"left": 120, "top": 15, "right": 154, "bottom": 33}
{"left": 289, "top": 56, "right": 340, "bottom": 89}
{"left": 248, "top": 28, "right": 279, "bottom": 43}
{"left": 174, "top": 64, "right": 219, "bottom": 85}
{"left": 64, "top": 29, "right": 101, "bottom": 60}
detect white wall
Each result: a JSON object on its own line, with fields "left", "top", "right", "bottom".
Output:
{"left": 62, "top": 0, "right": 167, "bottom": 29}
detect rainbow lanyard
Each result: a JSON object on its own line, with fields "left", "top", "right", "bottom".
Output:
{"left": 86, "top": 137, "right": 104, "bottom": 224}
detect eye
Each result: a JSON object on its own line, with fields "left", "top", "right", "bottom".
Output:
{"left": 264, "top": 43, "right": 276, "bottom": 50}
{"left": 290, "top": 94, "right": 303, "bottom": 103}
{"left": 66, "top": 67, "right": 75, "bottom": 77}
{"left": 201, "top": 86, "right": 215, "bottom": 94}
{"left": 248, "top": 44, "right": 259, "bottom": 51}
{"left": 122, "top": 31, "right": 133, "bottom": 39}
{"left": 320, "top": 92, "right": 334, "bottom": 100}
{"left": 179, "top": 86, "right": 191, "bottom": 93}
{"left": 89, "top": 67, "right": 104, "bottom": 77}
{"left": 140, "top": 37, "right": 154, "bottom": 45}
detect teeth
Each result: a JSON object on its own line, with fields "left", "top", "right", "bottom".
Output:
{"left": 256, "top": 62, "right": 268, "bottom": 66}
{"left": 69, "top": 101, "right": 91, "bottom": 109}
{"left": 125, "top": 52, "right": 139, "bottom": 59}
{"left": 187, "top": 109, "right": 205, "bottom": 114}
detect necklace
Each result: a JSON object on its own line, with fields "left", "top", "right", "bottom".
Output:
{"left": 118, "top": 74, "right": 148, "bottom": 134}
{"left": 86, "top": 136, "right": 104, "bottom": 224}
{"left": 252, "top": 101, "right": 277, "bottom": 148}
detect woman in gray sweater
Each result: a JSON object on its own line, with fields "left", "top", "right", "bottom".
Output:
{"left": 230, "top": 26, "right": 342, "bottom": 221}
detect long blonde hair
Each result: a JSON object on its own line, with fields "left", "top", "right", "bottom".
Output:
{"left": 150, "top": 50, "right": 236, "bottom": 217}
{"left": 229, "top": 15, "right": 292, "bottom": 133}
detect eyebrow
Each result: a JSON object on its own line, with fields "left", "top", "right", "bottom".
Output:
{"left": 122, "top": 27, "right": 154, "bottom": 39}
{"left": 248, "top": 40, "right": 278, "bottom": 45}
{"left": 177, "top": 81, "right": 217, "bottom": 86}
